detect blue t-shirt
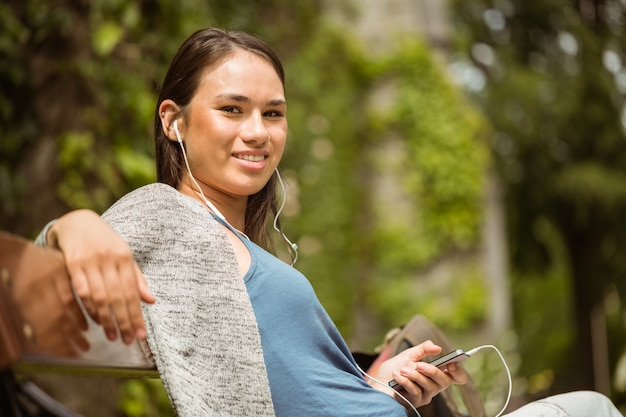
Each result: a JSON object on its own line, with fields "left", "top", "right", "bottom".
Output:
{"left": 239, "top": 237, "right": 406, "bottom": 417}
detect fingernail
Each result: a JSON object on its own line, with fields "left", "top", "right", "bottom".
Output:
{"left": 123, "top": 333, "right": 134, "bottom": 344}
{"left": 400, "top": 367, "right": 413, "bottom": 376}
{"left": 135, "top": 328, "right": 146, "bottom": 339}
{"left": 416, "top": 362, "right": 429, "bottom": 371}
{"left": 106, "top": 331, "right": 117, "bottom": 341}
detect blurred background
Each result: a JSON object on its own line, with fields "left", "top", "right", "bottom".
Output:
{"left": 1, "top": 0, "right": 625, "bottom": 415}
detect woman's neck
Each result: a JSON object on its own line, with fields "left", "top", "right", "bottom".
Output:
{"left": 177, "top": 180, "right": 247, "bottom": 232}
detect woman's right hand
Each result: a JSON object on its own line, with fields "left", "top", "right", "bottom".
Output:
{"left": 371, "top": 341, "right": 468, "bottom": 410}
{"left": 47, "top": 209, "right": 155, "bottom": 344}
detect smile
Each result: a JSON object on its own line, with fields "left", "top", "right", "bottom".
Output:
{"left": 233, "top": 153, "right": 266, "bottom": 162}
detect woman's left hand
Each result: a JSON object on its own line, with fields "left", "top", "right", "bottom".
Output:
{"left": 370, "top": 340, "right": 468, "bottom": 409}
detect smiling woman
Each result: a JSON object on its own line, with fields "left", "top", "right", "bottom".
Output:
{"left": 160, "top": 50, "right": 287, "bottom": 209}
{"left": 34, "top": 28, "right": 624, "bottom": 417}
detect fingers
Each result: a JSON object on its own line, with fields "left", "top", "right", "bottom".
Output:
{"left": 53, "top": 264, "right": 88, "bottom": 332}
{"left": 52, "top": 210, "right": 151, "bottom": 345}
{"left": 50, "top": 261, "right": 90, "bottom": 352}
{"left": 64, "top": 250, "right": 145, "bottom": 344}
{"left": 68, "top": 253, "right": 148, "bottom": 345}
{"left": 391, "top": 356, "right": 470, "bottom": 409}
{"left": 404, "top": 340, "right": 442, "bottom": 362}
{"left": 113, "top": 257, "right": 148, "bottom": 343}
{"left": 65, "top": 259, "right": 95, "bottom": 319}
{"left": 63, "top": 251, "right": 115, "bottom": 341}
{"left": 445, "top": 363, "right": 469, "bottom": 385}
{"left": 392, "top": 362, "right": 449, "bottom": 405}
{"left": 136, "top": 264, "right": 156, "bottom": 305}
{"left": 378, "top": 341, "right": 471, "bottom": 410}
{"left": 100, "top": 261, "right": 127, "bottom": 341}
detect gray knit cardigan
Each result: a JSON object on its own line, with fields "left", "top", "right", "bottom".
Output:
{"left": 95, "top": 183, "right": 275, "bottom": 416}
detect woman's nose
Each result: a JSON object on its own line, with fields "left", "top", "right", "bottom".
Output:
{"left": 241, "top": 112, "right": 270, "bottom": 144}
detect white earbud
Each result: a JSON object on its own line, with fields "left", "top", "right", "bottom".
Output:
{"left": 173, "top": 120, "right": 183, "bottom": 144}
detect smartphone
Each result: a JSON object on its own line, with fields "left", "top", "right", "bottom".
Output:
{"left": 427, "top": 349, "right": 469, "bottom": 368}
{"left": 388, "top": 349, "right": 469, "bottom": 389}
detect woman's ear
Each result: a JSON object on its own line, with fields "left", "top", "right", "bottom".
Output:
{"left": 159, "top": 100, "right": 182, "bottom": 142}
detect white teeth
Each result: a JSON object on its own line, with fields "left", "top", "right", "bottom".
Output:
{"left": 234, "top": 154, "right": 265, "bottom": 162}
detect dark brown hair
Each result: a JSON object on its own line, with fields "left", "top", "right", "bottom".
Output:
{"left": 154, "top": 28, "right": 286, "bottom": 249}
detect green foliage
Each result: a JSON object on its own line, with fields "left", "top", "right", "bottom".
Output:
{"left": 512, "top": 265, "right": 575, "bottom": 393}
{"left": 93, "top": 21, "right": 124, "bottom": 56}
{"left": 550, "top": 163, "right": 626, "bottom": 218}
{"left": 373, "top": 262, "right": 488, "bottom": 331}
{"left": 118, "top": 379, "right": 174, "bottom": 417}
{"left": 450, "top": 0, "right": 626, "bottom": 401}
{"left": 364, "top": 40, "right": 489, "bottom": 334}
{"left": 375, "top": 40, "right": 488, "bottom": 259}
{"left": 283, "top": 27, "right": 489, "bottom": 342}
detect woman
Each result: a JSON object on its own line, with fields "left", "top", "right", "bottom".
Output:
{"left": 41, "top": 28, "right": 622, "bottom": 417}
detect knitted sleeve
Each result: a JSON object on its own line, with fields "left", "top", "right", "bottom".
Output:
{"left": 102, "top": 183, "right": 275, "bottom": 417}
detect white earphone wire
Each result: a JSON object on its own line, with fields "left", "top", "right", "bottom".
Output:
{"left": 356, "top": 362, "right": 421, "bottom": 416}
{"left": 274, "top": 169, "right": 298, "bottom": 266}
{"left": 465, "top": 345, "right": 512, "bottom": 417}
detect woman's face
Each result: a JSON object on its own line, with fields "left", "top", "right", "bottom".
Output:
{"left": 179, "top": 49, "right": 287, "bottom": 202}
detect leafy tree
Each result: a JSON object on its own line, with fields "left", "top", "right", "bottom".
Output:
{"left": 450, "top": 0, "right": 626, "bottom": 402}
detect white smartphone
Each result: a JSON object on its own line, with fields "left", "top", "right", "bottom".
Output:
{"left": 388, "top": 349, "right": 469, "bottom": 389}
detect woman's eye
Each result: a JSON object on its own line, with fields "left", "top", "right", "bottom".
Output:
{"left": 222, "top": 106, "right": 241, "bottom": 114}
{"left": 265, "top": 110, "right": 283, "bottom": 118}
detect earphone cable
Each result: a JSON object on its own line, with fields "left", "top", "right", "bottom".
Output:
{"left": 465, "top": 345, "right": 512, "bottom": 417}
{"left": 356, "top": 363, "right": 421, "bottom": 417}
{"left": 274, "top": 169, "right": 298, "bottom": 266}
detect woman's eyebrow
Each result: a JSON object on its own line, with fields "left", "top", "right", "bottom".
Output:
{"left": 216, "top": 93, "right": 249, "bottom": 102}
{"left": 216, "top": 93, "right": 286, "bottom": 107}
{"left": 267, "top": 99, "right": 286, "bottom": 107}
